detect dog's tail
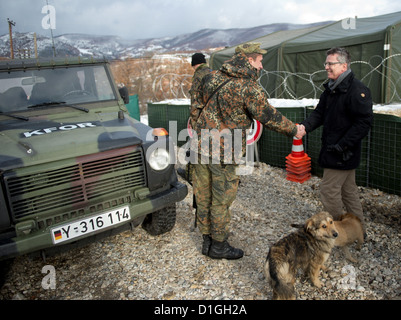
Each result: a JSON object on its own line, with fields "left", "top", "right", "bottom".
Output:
{"left": 266, "top": 251, "right": 296, "bottom": 300}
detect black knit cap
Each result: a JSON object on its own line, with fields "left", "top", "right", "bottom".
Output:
{"left": 191, "top": 53, "right": 206, "bottom": 66}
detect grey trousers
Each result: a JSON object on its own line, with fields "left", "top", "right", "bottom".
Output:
{"left": 320, "top": 168, "right": 365, "bottom": 229}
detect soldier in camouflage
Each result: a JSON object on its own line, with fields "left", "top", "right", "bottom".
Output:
{"left": 190, "top": 42, "right": 305, "bottom": 259}
{"left": 189, "top": 53, "right": 211, "bottom": 129}
{"left": 179, "top": 53, "right": 212, "bottom": 184}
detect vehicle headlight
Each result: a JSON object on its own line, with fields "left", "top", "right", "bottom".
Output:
{"left": 148, "top": 148, "right": 170, "bottom": 171}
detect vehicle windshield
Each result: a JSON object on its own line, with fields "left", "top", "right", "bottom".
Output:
{"left": 0, "top": 65, "right": 117, "bottom": 113}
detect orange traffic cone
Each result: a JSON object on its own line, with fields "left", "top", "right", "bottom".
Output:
{"left": 286, "top": 137, "right": 311, "bottom": 183}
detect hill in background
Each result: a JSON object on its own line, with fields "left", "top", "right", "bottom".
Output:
{"left": 0, "top": 21, "right": 331, "bottom": 59}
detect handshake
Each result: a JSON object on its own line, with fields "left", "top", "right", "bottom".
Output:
{"left": 295, "top": 124, "right": 306, "bottom": 139}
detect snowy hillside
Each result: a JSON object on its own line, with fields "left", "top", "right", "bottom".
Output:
{"left": 0, "top": 21, "right": 331, "bottom": 59}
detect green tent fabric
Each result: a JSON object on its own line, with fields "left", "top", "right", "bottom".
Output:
{"left": 210, "top": 11, "right": 401, "bottom": 104}
{"left": 209, "top": 25, "right": 324, "bottom": 70}
{"left": 125, "top": 94, "right": 140, "bottom": 121}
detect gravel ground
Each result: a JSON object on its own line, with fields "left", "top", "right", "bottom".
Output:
{"left": 0, "top": 162, "right": 400, "bottom": 301}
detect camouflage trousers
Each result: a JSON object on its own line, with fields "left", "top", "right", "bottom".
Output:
{"left": 193, "top": 161, "right": 240, "bottom": 242}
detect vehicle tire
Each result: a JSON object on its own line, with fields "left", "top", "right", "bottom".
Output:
{"left": 142, "top": 204, "right": 176, "bottom": 236}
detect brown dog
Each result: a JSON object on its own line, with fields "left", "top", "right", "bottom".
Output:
{"left": 333, "top": 213, "right": 364, "bottom": 263}
{"left": 264, "top": 211, "right": 338, "bottom": 300}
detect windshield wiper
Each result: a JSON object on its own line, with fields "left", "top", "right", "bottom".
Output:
{"left": 0, "top": 112, "right": 29, "bottom": 121}
{"left": 28, "top": 101, "right": 89, "bottom": 113}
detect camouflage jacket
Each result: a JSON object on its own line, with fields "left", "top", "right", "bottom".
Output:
{"left": 190, "top": 52, "right": 297, "bottom": 164}
{"left": 189, "top": 63, "right": 211, "bottom": 127}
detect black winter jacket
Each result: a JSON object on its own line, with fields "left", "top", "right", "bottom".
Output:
{"left": 301, "top": 71, "right": 373, "bottom": 170}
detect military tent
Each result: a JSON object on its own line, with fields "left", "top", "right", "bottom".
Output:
{"left": 210, "top": 11, "right": 401, "bottom": 104}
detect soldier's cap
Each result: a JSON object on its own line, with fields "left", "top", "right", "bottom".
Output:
{"left": 191, "top": 53, "right": 206, "bottom": 66}
{"left": 235, "top": 42, "right": 267, "bottom": 55}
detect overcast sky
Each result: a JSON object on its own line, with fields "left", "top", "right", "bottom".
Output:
{"left": 1, "top": 0, "right": 401, "bottom": 40}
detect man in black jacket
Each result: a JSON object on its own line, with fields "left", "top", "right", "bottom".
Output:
{"left": 300, "top": 47, "right": 373, "bottom": 232}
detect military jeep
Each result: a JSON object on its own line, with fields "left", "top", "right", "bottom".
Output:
{"left": 0, "top": 57, "right": 187, "bottom": 260}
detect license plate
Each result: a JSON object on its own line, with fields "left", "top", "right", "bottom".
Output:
{"left": 51, "top": 206, "right": 130, "bottom": 244}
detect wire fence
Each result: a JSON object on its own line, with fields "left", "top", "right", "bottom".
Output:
{"left": 151, "top": 53, "right": 401, "bottom": 104}
{"left": 258, "top": 54, "right": 401, "bottom": 103}
{"left": 152, "top": 73, "right": 192, "bottom": 100}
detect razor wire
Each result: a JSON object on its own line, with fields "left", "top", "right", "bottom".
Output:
{"left": 357, "top": 53, "right": 401, "bottom": 103}
{"left": 152, "top": 54, "right": 401, "bottom": 103}
{"left": 258, "top": 69, "right": 327, "bottom": 100}
{"left": 152, "top": 73, "right": 193, "bottom": 100}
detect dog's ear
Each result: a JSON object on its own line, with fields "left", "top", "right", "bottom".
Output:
{"left": 304, "top": 219, "right": 314, "bottom": 233}
{"left": 291, "top": 223, "right": 303, "bottom": 229}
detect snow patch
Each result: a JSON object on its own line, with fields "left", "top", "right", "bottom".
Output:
{"left": 152, "top": 98, "right": 401, "bottom": 112}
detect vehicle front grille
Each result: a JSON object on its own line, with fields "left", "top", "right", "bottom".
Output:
{"left": 4, "top": 146, "right": 146, "bottom": 221}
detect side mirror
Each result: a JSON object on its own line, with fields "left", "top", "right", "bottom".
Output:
{"left": 118, "top": 87, "right": 129, "bottom": 104}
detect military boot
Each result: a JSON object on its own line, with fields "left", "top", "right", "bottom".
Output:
{"left": 208, "top": 239, "right": 244, "bottom": 260}
{"left": 202, "top": 235, "right": 212, "bottom": 256}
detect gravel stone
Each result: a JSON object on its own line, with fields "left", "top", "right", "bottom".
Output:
{"left": 0, "top": 162, "right": 400, "bottom": 300}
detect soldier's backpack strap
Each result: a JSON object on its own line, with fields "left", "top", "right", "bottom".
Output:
{"left": 192, "top": 77, "right": 233, "bottom": 126}
{"left": 204, "top": 77, "right": 233, "bottom": 107}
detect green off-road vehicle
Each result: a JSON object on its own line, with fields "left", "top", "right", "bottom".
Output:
{"left": 0, "top": 57, "right": 187, "bottom": 260}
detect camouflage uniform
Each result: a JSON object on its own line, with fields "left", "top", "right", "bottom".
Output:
{"left": 191, "top": 43, "right": 297, "bottom": 243}
{"left": 193, "top": 162, "right": 239, "bottom": 241}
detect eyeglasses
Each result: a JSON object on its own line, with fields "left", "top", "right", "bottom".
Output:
{"left": 323, "top": 62, "right": 342, "bottom": 67}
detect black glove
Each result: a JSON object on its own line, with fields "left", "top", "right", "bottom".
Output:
{"left": 327, "top": 144, "right": 343, "bottom": 154}
{"left": 327, "top": 144, "right": 353, "bottom": 162}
